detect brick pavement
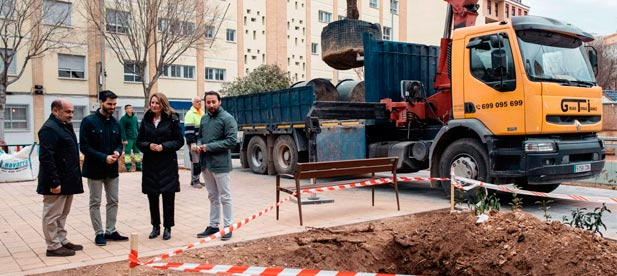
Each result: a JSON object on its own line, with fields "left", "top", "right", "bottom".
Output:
{"left": 0, "top": 160, "right": 448, "bottom": 276}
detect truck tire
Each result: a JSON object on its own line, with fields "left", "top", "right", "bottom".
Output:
{"left": 438, "top": 138, "right": 490, "bottom": 197}
{"left": 515, "top": 179, "right": 560, "bottom": 193}
{"left": 273, "top": 135, "right": 298, "bottom": 175}
{"left": 247, "top": 136, "right": 268, "bottom": 174}
{"left": 240, "top": 150, "right": 249, "bottom": 169}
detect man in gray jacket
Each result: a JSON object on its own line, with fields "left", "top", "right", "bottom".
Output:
{"left": 195, "top": 91, "right": 238, "bottom": 240}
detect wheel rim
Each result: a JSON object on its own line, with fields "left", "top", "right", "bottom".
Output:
{"left": 276, "top": 144, "right": 291, "bottom": 169}
{"left": 251, "top": 147, "right": 263, "bottom": 167}
{"left": 450, "top": 155, "right": 479, "bottom": 179}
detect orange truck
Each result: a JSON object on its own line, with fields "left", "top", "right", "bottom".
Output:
{"left": 227, "top": 0, "right": 605, "bottom": 194}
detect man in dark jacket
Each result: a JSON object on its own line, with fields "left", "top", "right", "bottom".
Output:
{"left": 80, "top": 90, "right": 127, "bottom": 246}
{"left": 38, "top": 99, "right": 84, "bottom": 257}
{"left": 196, "top": 91, "right": 238, "bottom": 241}
{"left": 120, "top": 104, "right": 141, "bottom": 171}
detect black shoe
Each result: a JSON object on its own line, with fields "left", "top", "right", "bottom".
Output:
{"left": 149, "top": 226, "right": 160, "bottom": 239}
{"left": 162, "top": 227, "right": 171, "bottom": 240}
{"left": 196, "top": 226, "right": 219, "bottom": 238}
{"left": 221, "top": 232, "right": 232, "bottom": 241}
{"left": 94, "top": 234, "right": 106, "bottom": 246}
{"left": 62, "top": 242, "right": 83, "bottom": 251}
{"left": 104, "top": 231, "right": 129, "bottom": 241}
{"left": 46, "top": 246, "right": 75, "bottom": 257}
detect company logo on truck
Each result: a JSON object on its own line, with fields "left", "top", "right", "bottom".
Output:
{"left": 560, "top": 99, "right": 597, "bottom": 112}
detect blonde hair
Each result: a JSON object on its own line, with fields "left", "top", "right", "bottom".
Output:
{"left": 149, "top": 92, "right": 176, "bottom": 115}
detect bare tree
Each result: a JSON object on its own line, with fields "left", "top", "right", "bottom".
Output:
{"left": 590, "top": 38, "right": 617, "bottom": 91}
{"left": 0, "top": 0, "right": 73, "bottom": 141}
{"left": 82, "top": 0, "right": 224, "bottom": 108}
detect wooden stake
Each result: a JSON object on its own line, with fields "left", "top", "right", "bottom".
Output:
{"left": 129, "top": 232, "right": 139, "bottom": 276}
{"left": 450, "top": 168, "right": 455, "bottom": 212}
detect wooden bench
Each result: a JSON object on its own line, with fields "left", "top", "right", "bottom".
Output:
{"left": 276, "top": 157, "right": 400, "bottom": 225}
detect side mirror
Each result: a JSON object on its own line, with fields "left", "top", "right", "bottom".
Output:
{"left": 490, "top": 34, "right": 504, "bottom": 48}
{"left": 585, "top": 46, "right": 598, "bottom": 76}
{"left": 491, "top": 49, "right": 507, "bottom": 73}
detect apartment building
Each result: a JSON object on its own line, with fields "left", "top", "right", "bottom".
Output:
{"left": 4, "top": 0, "right": 482, "bottom": 144}
{"left": 483, "top": 0, "right": 529, "bottom": 23}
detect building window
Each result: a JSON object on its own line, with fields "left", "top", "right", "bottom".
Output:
{"left": 4, "top": 105, "right": 28, "bottom": 130}
{"left": 71, "top": 105, "right": 86, "bottom": 129}
{"left": 370, "top": 0, "right": 378, "bottom": 9}
{"left": 318, "top": 10, "right": 332, "bottom": 23}
{"left": 206, "top": 26, "right": 215, "bottom": 38}
{"left": 311, "top": 43, "right": 318, "bottom": 54}
{"left": 162, "top": 64, "right": 195, "bottom": 79}
{"left": 487, "top": 1, "right": 491, "bottom": 15}
{"left": 390, "top": 0, "right": 399, "bottom": 14}
{"left": 383, "top": 26, "right": 392, "bottom": 40}
{"left": 0, "top": 0, "right": 15, "bottom": 18}
{"left": 495, "top": 3, "right": 498, "bottom": 16}
{"left": 106, "top": 9, "right": 130, "bottom": 34}
{"left": 205, "top": 67, "right": 226, "bottom": 81}
{"left": 43, "top": 0, "right": 71, "bottom": 26}
{"left": 158, "top": 19, "right": 195, "bottom": 35}
{"left": 505, "top": 5, "right": 509, "bottom": 18}
{"left": 226, "top": 29, "right": 236, "bottom": 42}
{"left": 58, "top": 54, "right": 85, "bottom": 79}
{"left": 512, "top": 7, "right": 516, "bottom": 16}
{"left": 124, "top": 62, "right": 143, "bottom": 82}
{"left": 0, "top": 48, "right": 16, "bottom": 75}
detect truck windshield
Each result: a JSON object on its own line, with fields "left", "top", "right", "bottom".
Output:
{"left": 517, "top": 30, "right": 595, "bottom": 86}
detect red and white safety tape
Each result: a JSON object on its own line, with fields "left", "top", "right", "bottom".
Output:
{"left": 454, "top": 176, "right": 617, "bottom": 205}
{"left": 299, "top": 176, "right": 449, "bottom": 194}
{"left": 131, "top": 193, "right": 297, "bottom": 266}
{"left": 145, "top": 263, "right": 416, "bottom": 276}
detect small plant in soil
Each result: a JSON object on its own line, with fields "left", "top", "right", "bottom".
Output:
{"left": 535, "top": 199, "right": 554, "bottom": 222}
{"left": 562, "top": 204, "right": 612, "bottom": 237}
{"left": 455, "top": 188, "right": 500, "bottom": 216}
{"left": 509, "top": 185, "right": 524, "bottom": 211}
{"left": 473, "top": 188, "right": 500, "bottom": 216}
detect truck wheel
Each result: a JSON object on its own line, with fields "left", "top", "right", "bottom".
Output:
{"left": 438, "top": 138, "right": 490, "bottom": 196}
{"left": 240, "top": 150, "right": 249, "bottom": 169}
{"left": 515, "top": 179, "right": 560, "bottom": 193}
{"left": 273, "top": 135, "right": 298, "bottom": 175}
{"left": 247, "top": 136, "right": 268, "bottom": 174}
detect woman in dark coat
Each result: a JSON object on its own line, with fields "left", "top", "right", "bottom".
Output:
{"left": 136, "top": 92, "right": 184, "bottom": 240}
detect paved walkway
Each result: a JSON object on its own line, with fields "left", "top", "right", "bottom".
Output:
{"left": 0, "top": 160, "right": 448, "bottom": 276}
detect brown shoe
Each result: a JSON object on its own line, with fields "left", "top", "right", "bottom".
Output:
{"left": 63, "top": 242, "right": 83, "bottom": 251}
{"left": 46, "top": 246, "right": 75, "bottom": 257}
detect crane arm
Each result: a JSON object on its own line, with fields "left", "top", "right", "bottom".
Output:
{"left": 434, "top": 0, "right": 479, "bottom": 90}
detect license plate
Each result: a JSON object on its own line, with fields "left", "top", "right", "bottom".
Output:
{"left": 574, "top": 163, "right": 591, "bottom": 173}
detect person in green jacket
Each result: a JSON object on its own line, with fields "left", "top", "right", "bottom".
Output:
{"left": 195, "top": 91, "right": 238, "bottom": 241}
{"left": 120, "top": 104, "right": 141, "bottom": 171}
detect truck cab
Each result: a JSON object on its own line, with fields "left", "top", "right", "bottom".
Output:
{"left": 430, "top": 16, "right": 604, "bottom": 191}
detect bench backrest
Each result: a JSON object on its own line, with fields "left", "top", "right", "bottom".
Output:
{"left": 294, "top": 157, "right": 398, "bottom": 180}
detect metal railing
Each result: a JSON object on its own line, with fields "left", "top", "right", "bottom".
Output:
{"left": 0, "top": 143, "right": 37, "bottom": 154}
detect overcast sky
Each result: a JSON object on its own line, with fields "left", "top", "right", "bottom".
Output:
{"left": 523, "top": 0, "right": 617, "bottom": 36}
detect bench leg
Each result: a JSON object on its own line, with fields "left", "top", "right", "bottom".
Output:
{"left": 372, "top": 187, "right": 375, "bottom": 206}
{"left": 394, "top": 180, "right": 400, "bottom": 211}
{"left": 276, "top": 189, "right": 280, "bottom": 220}
{"left": 297, "top": 193, "right": 303, "bottom": 226}
{"left": 276, "top": 177, "right": 281, "bottom": 220}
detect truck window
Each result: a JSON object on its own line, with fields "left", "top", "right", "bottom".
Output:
{"left": 469, "top": 34, "right": 516, "bottom": 88}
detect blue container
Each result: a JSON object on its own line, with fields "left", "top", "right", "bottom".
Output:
{"left": 222, "top": 86, "right": 315, "bottom": 128}
{"left": 363, "top": 33, "right": 439, "bottom": 102}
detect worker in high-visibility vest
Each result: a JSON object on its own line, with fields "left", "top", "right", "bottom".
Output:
{"left": 184, "top": 97, "right": 204, "bottom": 188}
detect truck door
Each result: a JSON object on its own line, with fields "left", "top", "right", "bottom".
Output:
{"left": 464, "top": 32, "right": 526, "bottom": 136}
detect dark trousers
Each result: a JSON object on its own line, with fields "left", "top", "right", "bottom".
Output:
{"left": 147, "top": 193, "right": 175, "bottom": 228}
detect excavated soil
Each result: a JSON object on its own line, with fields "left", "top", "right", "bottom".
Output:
{"left": 38, "top": 210, "right": 617, "bottom": 276}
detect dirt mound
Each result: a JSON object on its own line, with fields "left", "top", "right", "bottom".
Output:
{"left": 38, "top": 210, "right": 617, "bottom": 276}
